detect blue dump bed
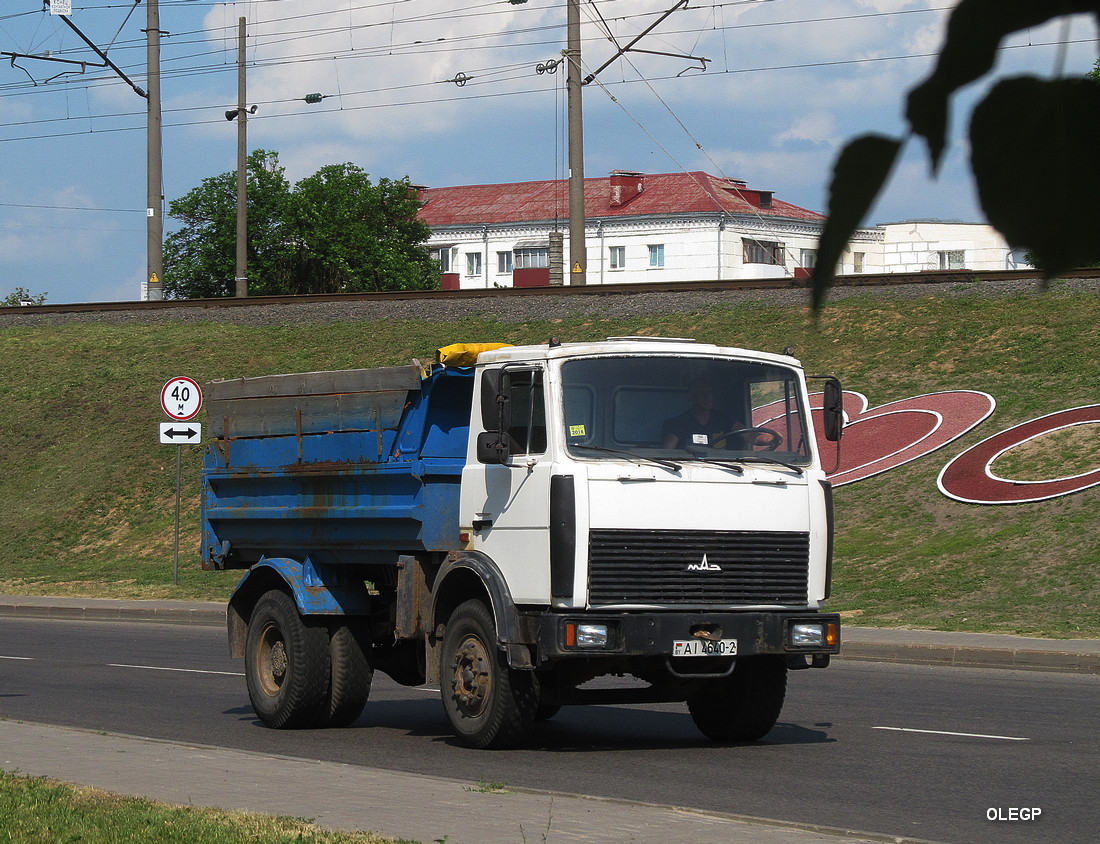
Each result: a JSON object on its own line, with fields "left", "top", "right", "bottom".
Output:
{"left": 201, "top": 364, "right": 474, "bottom": 570}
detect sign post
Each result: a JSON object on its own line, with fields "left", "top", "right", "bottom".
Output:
{"left": 160, "top": 377, "right": 203, "bottom": 585}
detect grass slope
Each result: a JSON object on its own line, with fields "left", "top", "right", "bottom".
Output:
{"left": 1, "top": 289, "right": 1097, "bottom": 636}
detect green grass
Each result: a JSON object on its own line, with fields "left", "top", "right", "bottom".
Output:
{"left": 0, "top": 770, "right": 412, "bottom": 844}
{"left": 1, "top": 290, "right": 1097, "bottom": 636}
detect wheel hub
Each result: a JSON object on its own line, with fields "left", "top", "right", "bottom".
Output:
{"left": 256, "top": 623, "right": 289, "bottom": 696}
{"left": 270, "top": 641, "right": 288, "bottom": 680}
{"left": 450, "top": 635, "right": 491, "bottom": 716}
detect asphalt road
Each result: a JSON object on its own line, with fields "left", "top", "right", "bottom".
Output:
{"left": 1, "top": 617, "right": 1096, "bottom": 844}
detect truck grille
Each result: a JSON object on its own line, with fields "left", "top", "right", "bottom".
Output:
{"left": 587, "top": 529, "right": 809, "bottom": 606}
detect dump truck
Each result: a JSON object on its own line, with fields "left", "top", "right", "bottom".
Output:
{"left": 202, "top": 337, "right": 844, "bottom": 748}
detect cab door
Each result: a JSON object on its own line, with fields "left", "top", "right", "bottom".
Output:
{"left": 460, "top": 367, "right": 554, "bottom": 604}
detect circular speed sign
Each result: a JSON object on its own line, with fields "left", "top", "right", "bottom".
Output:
{"left": 161, "top": 376, "right": 203, "bottom": 421}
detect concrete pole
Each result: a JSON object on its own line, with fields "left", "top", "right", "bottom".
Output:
{"left": 566, "top": 0, "right": 586, "bottom": 285}
{"left": 146, "top": 0, "right": 163, "bottom": 300}
{"left": 234, "top": 17, "right": 248, "bottom": 298}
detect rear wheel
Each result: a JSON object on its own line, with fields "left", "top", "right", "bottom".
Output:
{"left": 314, "top": 621, "right": 373, "bottom": 728}
{"left": 687, "top": 656, "right": 787, "bottom": 742}
{"left": 245, "top": 590, "right": 330, "bottom": 729}
{"left": 441, "top": 599, "right": 537, "bottom": 749}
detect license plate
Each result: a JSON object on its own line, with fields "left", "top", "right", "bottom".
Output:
{"left": 672, "top": 638, "right": 738, "bottom": 657}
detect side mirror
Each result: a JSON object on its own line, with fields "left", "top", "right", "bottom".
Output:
{"left": 476, "top": 430, "right": 510, "bottom": 464}
{"left": 822, "top": 378, "right": 843, "bottom": 442}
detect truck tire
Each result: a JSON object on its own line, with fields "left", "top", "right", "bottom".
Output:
{"left": 687, "top": 656, "right": 787, "bottom": 742}
{"left": 441, "top": 599, "right": 538, "bottom": 749}
{"left": 314, "top": 621, "right": 373, "bottom": 728}
{"left": 245, "top": 590, "right": 331, "bottom": 729}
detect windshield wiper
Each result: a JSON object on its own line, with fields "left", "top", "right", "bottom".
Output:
{"left": 569, "top": 444, "right": 682, "bottom": 471}
{"left": 680, "top": 452, "right": 745, "bottom": 475}
{"left": 732, "top": 455, "right": 804, "bottom": 475}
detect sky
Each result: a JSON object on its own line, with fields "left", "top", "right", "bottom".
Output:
{"left": 0, "top": 0, "right": 1096, "bottom": 304}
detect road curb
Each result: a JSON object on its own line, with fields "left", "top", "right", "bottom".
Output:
{"left": 836, "top": 641, "right": 1100, "bottom": 674}
{"left": 0, "top": 598, "right": 224, "bottom": 628}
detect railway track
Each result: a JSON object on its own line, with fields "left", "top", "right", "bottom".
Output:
{"left": 3, "top": 267, "right": 1098, "bottom": 317}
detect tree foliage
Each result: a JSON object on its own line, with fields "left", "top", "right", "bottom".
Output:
{"left": 164, "top": 150, "right": 291, "bottom": 299}
{"left": 1, "top": 287, "right": 47, "bottom": 306}
{"left": 284, "top": 164, "right": 438, "bottom": 294}
{"left": 163, "top": 151, "right": 437, "bottom": 299}
{"left": 812, "top": 0, "right": 1100, "bottom": 309}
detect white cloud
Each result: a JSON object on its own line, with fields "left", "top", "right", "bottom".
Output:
{"left": 776, "top": 113, "right": 838, "bottom": 146}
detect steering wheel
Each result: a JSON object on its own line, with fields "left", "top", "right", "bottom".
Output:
{"left": 712, "top": 426, "right": 782, "bottom": 451}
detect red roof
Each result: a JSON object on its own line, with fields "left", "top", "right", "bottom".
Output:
{"left": 417, "top": 171, "right": 824, "bottom": 227}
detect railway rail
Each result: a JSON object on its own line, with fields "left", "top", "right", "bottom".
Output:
{"left": 3, "top": 267, "right": 1098, "bottom": 317}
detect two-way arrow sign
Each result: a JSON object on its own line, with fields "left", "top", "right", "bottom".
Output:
{"left": 159, "top": 422, "right": 202, "bottom": 445}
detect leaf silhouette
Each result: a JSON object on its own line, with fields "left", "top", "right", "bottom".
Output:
{"left": 906, "top": 0, "right": 1100, "bottom": 171}
{"left": 811, "top": 135, "right": 902, "bottom": 309}
{"left": 970, "top": 76, "right": 1100, "bottom": 276}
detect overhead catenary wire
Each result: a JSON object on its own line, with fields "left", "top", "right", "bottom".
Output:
{"left": 2, "top": 1, "right": 955, "bottom": 98}
{"left": 3, "top": 33, "right": 1091, "bottom": 144}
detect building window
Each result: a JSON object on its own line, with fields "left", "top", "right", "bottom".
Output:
{"left": 853, "top": 252, "right": 865, "bottom": 273}
{"left": 497, "top": 251, "right": 513, "bottom": 274}
{"left": 800, "top": 249, "right": 817, "bottom": 269}
{"left": 609, "top": 245, "right": 626, "bottom": 269}
{"left": 938, "top": 250, "right": 965, "bottom": 270}
{"left": 515, "top": 247, "right": 549, "bottom": 269}
{"left": 430, "top": 247, "right": 452, "bottom": 273}
{"left": 743, "top": 239, "right": 785, "bottom": 266}
{"left": 648, "top": 244, "right": 665, "bottom": 268}
{"left": 465, "top": 252, "right": 482, "bottom": 277}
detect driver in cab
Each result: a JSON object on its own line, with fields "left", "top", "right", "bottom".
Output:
{"left": 661, "top": 379, "right": 742, "bottom": 450}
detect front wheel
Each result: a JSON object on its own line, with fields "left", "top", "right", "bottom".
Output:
{"left": 687, "top": 656, "right": 787, "bottom": 742}
{"left": 245, "top": 590, "right": 330, "bottom": 729}
{"left": 440, "top": 599, "right": 537, "bottom": 749}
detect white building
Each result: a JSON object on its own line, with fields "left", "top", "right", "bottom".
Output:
{"left": 878, "top": 220, "right": 1025, "bottom": 272}
{"left": 417, "top": 171, "right": 1016, "bottom": 288}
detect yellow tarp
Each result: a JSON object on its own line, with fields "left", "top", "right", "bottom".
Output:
{"left": 435, "top": 342, "right": 512, "bottom": 367}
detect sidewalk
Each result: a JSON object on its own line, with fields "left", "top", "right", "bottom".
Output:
{"left": 2, "top": 595, "right": 1098, "bottom": 844}
{"left": 1, "top": 720, "right": 921, "bottom": 844}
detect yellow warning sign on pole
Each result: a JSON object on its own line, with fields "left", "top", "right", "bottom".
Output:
{"left": 571, "top": 262, "right": 583, "bottom": 273}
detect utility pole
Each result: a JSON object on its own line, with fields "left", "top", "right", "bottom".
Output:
{"left": 234, "top": 17, "right": 248, "bottom": 298}
{"left": 146, "top": 0, "right": 163, "bottom": 300}
{"left": 566, "top": 0, "right": 586, "bottom": 286}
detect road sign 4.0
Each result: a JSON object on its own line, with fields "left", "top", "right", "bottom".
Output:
{"left": 160, "top": 422, "right": 202, "bottom": 445}
{"left": 161, "top": 376, "right": 203, "bottom": 421}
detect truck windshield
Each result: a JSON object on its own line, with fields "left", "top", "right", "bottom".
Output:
{"left": 560, "top": 356, "right": 813, "bottom": 466}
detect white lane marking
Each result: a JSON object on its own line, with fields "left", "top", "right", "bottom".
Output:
{"left": 874, "top": 726, "right": 1029, "bottom": 741}
{"left": 108, "top": 663, "right": 244, "bottom": 677}
{"left": 0, "top": 655, "right": 33, "bottom": 661}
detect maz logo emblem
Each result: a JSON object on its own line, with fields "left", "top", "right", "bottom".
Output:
{"left": 686, "top": 555, "right": 722, "bottom": 572}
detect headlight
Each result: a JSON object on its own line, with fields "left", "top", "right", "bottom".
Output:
{"left": 564, "top": 622, "right": 610, "bottom": 648}
{"left": 790, "top": 622, "right": 825, "bottom": 647}
{"left": 788, "top": 620, "right": 839, "bottom": 649}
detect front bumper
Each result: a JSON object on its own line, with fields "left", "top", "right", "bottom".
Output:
{"left": 529, "top": 610, "right": 841, "bottom": 662}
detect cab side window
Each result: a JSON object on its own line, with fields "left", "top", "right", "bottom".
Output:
{"left": 507, "top": 370, "right": 546, "bottom": 455}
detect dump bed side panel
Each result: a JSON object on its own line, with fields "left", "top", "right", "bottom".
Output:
{"left": 201, "top": 365, "right": 473, "bottom": 570}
